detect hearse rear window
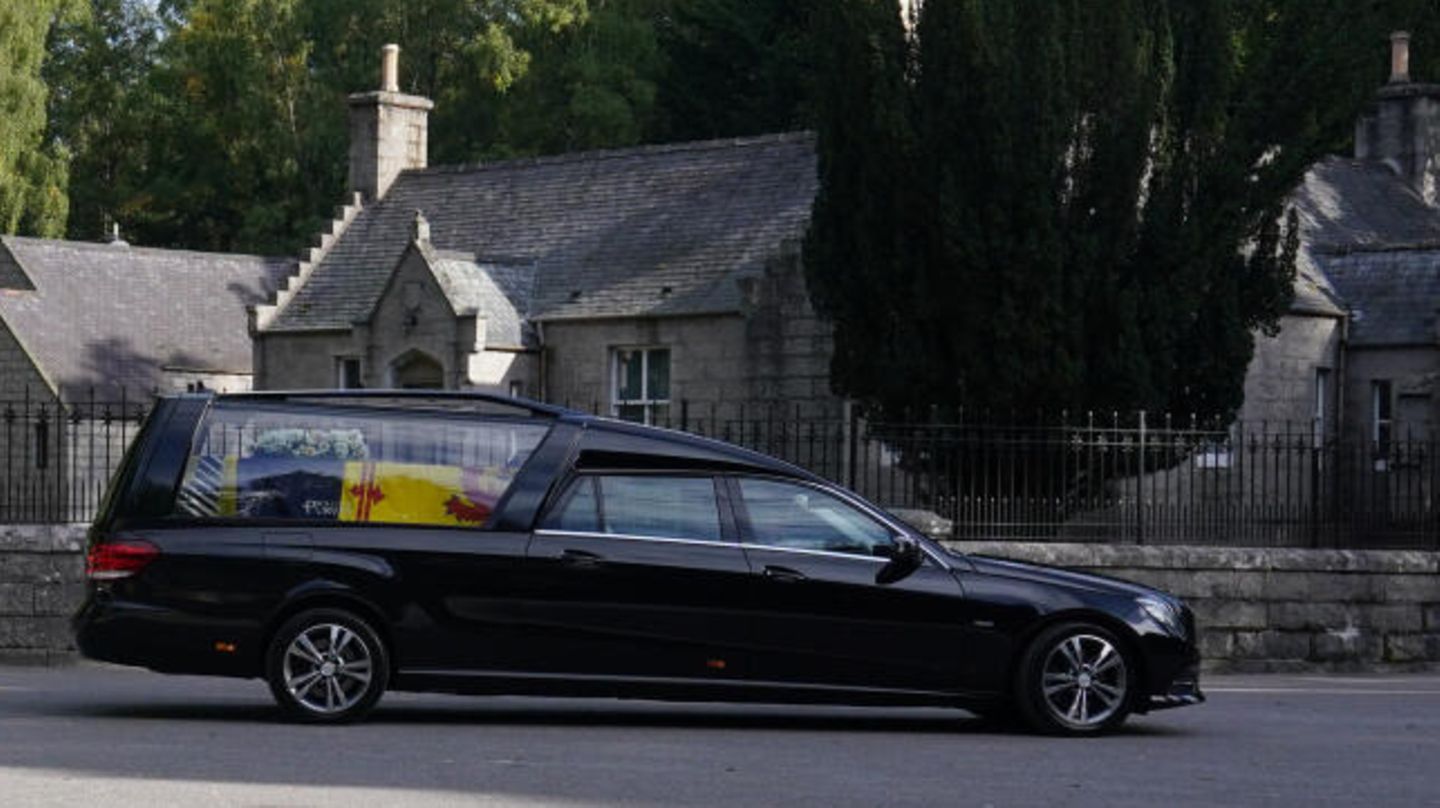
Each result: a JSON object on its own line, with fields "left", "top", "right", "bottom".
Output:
{"left": 173, "top": 402, "right": 549, "bottom": 528}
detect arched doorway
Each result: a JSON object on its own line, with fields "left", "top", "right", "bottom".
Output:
{"left": 390, "top": 351, "right": 445, "bottom": 389}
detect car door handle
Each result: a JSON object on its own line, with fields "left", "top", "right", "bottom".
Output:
{"left": 763, "top": 565, "right": 806, "bottom": 583}
{"left": 559, "top": 548, "right": 604, "bottom": 568}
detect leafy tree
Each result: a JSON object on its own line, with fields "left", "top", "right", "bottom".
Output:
{"left": 652, "top": 0, "right": 815, "bottom": 142}
{"left": 802, "top": 0, "right": 917, "bottom": 411}
{"left": 493, "top": 0, "right": 667, "bottom": 155}
{"left": 44, "top": 0, "right": 162, "bottom": 242}
{"left": 808, "top": 0, "right": 1396, "bottom": 420}
{"left": 1, "top": 0, "right": 83, "bottom": 236}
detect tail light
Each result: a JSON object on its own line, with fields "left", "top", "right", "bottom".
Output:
{"left": 86, "top": 538, "right": 160, "bottom": 581}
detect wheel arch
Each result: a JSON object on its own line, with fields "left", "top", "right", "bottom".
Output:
{"left": 261, "top": 590, "right": 397, "bottom": 678}
{"left": 1006, "top": 608, "right": 1149, "bottom": 704}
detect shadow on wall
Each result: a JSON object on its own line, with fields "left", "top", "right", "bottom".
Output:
{"left": 60, "top": 337, "right": 214, "bottom": 400}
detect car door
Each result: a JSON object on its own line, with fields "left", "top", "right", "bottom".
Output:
{"left": 731, "top": 476, "right": 974, "bottom": 694}
{"left": 521, "top": 472, "right": 754, "bottom": 681}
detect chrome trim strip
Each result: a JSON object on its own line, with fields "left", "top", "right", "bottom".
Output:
{"left": 534, "top": 528, "right": 898, "bottom": 565}
{"left": 533, "top": 529, "right": 736, "bottom": 551}
{"left": 740, "top": 543, "right": 887, "bottom": 564}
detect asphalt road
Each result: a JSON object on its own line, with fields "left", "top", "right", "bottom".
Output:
{"left": 1, "top": 664, "right": 1438, "bottom": 807}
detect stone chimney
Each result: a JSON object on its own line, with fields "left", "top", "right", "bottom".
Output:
{"left": 1356, "top": 32, "right": 1440, "bottom": 205}
{"left": 1391, "top": 31, "right": 1412, "bottom": 84}
{"left": 348, "top": 44, "right": 433, "bottom": 202}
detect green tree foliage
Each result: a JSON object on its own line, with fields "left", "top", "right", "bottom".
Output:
{"left": 808, "top": 0, "right": 1398, "bottom": 420}
{"left": 492, "top": 0, "right": 667, "bottom": 155}
{"left": 44, "top": 0, "right": 162, "bottom": 242}
{"left": 1, "top": 0, "right": 82, "bottom": 236}
{"left": 651, "top": 0, "right": 815, "bottom": 141}
{"left": 43, "top": 0, "right": 818, "bottom": 253}
{"left": 47, "top": 0, "right": 595, "bottom": 253}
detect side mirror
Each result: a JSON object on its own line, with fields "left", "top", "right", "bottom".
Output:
{"left": 876, "top": 535, "right": 924, "bottom": 585}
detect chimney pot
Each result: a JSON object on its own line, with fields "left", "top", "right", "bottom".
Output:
{"left": 1391, "top": 31, "right": 1412, "bottom": 84}
{"left": 381, "top": 44, "right": 400, "bottom": 92}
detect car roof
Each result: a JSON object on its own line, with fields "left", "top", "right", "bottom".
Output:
{"left": 180, "top": 390, "right": 819, "bottom": 482}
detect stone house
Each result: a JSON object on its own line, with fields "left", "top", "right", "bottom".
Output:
{"left": 251, "top": 47, "right": 839, "bottom": 424}
{"left": 0, "top": 233, "right": 291, "bottom": 518}
{"left": 1241, "top": 32, "right": 1440, "bottom": 450}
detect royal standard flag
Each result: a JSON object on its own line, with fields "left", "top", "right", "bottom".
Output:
{"left": 338, "top": 461, "right": 512, "bottom": 527}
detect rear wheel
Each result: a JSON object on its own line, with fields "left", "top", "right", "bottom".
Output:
{"left": 265, "top": 608, "right": 388, "bottom": 723}
{"left": 1014, "top": 621, "right": 1134, "bottom": 736}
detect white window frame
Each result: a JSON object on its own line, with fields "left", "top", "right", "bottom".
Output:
{"left": 1314, "top": 367, "right": 1331, "bottom": 448}
{"left": 611, "top": 346, "right": 671, "bottom": 425}
{"left": 1372, "top": 379, "right": 1392, "bottom": 471}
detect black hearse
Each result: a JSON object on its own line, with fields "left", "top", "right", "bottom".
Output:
{"left": 74, "top": 391, "right": 1202, "bottom": 734}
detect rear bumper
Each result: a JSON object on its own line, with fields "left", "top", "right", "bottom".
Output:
{"left": 73, "top": 592, "right": 259, "bottom": 677}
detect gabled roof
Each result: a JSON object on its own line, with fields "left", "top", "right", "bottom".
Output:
{"left": 265, "top": 132, "right": 818, "bottom": 331}
{"left": 0, "top": 236, "right": 294, "bottom": 399}
{"left": 1293, "top": 157, "right": 1440, "bottom": 251}
{"left": 418, "top": 245, "right": 536, "bottom": 348}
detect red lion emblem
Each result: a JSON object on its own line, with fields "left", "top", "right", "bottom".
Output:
{"left": 444, "top": 467, "right": 495, "bottom": 524}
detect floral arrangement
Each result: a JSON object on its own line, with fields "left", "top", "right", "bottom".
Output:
{"left": 252, "top": 428, "right": 370, "bottom": 460}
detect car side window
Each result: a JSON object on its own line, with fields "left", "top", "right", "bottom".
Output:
{"left": 547, "top": 476, "right": 602, "bottom": 532}
{"left": 737, "top": 478, "right": 894, "bottom": 558}
{"left": 543, "top": 475, "right": 721, "bottom": 542}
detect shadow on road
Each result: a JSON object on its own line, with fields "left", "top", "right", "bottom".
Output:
{"left": 47, "top": 698, "right": 1186, "bottom": 738}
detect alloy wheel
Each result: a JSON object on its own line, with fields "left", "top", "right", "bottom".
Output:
{"left": 1039, "top": 633, "right": 1128, "bottom": 729}
{"left": 281, "top": 622, "right": 375, "bottom": 715}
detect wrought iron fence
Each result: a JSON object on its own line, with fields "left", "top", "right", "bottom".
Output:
{"left": 4, "top": 389, "right": 1439, "bottom": 549}
{"left": 663, "top": 408, "right": 1440, "bottom": 550}
{"left": 0, "top": 390, "right": 151, "bottom": 523}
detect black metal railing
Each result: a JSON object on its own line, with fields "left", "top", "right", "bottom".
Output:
{"left": 644, "top": 406, "right": 1440, "bottom": 550}
{"left": 4, "top": 390, "right": 1439, "bottom": 549}
{"left": 0, "top": 390, "right": 150, "bottom": 523}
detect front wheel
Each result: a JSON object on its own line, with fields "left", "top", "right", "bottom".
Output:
{"left": 265, "top": 608, "right": 388, "bottom": 723}
{"left": 1014, "top": 622, "right": 1135, "bottom": 736}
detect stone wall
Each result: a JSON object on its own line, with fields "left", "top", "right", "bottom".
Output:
{"left": 946, "top": 540, "right": 1440, "bottom": 673}
{"left": 0, "top": 524, "right": 85, "bottom": 665}
{"left": 541, "top": 314, "right": 752, "bottom": 420}
{"left": 1236, "top": 311, "right": 1340, "bottom": 427}
{"left": 738, "top": 244, "right": 842, "bottom": 420}
{"left": 0, "top": 319, "right": 54, "bottom": 401}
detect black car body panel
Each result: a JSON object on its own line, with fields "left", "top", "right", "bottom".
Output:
{"left": 74, "top": 391, "right": 1203, "bottom": 720}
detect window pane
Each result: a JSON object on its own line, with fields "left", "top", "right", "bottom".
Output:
{"left": 545, "top": 477, "right": 600, "bottom": 532}
{"left": 647, "top": 349, "right": 671, "bottom": 401}
{"left": 174, "top": 402, "right": 549, "bottom": 528}
{"left": 739, "top": 479, "right": 893, "bottom": 558}
{"left": 616, "top": 349, "right": 644, "bottom": 401}
{"left": 615, "top": 404, "right": 647, "bottom": 423}
{"left": 600, "top": 476, "right": 720, "bottom": 541}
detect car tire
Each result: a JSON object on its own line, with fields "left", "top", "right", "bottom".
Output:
{"left": 265, "top": 608, "right": 388, "bottom": 723}
{"left": 1014, "top": 621, "right": 1135, "bottom": 736}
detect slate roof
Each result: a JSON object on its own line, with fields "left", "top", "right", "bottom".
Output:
{"left": 1288, "top": 156, "right": 1440, "bottom": 343}
{"left": 267, "top": 132, "right": 818, "bottom": 331}
{"left": 0, "top": 236, "right": 294, "bottom": 399}
{"left": 1291, "top": 248, "right": 1346, "bottom": 318}
{"left": 1317, "top": 250, "right": 1440, "bottom": 346}
{"left": 423, "top": 247, "right": 536, "bottom": 348}
{"left": 1292, "top": 157, "right": 1440, "bottom": 251}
